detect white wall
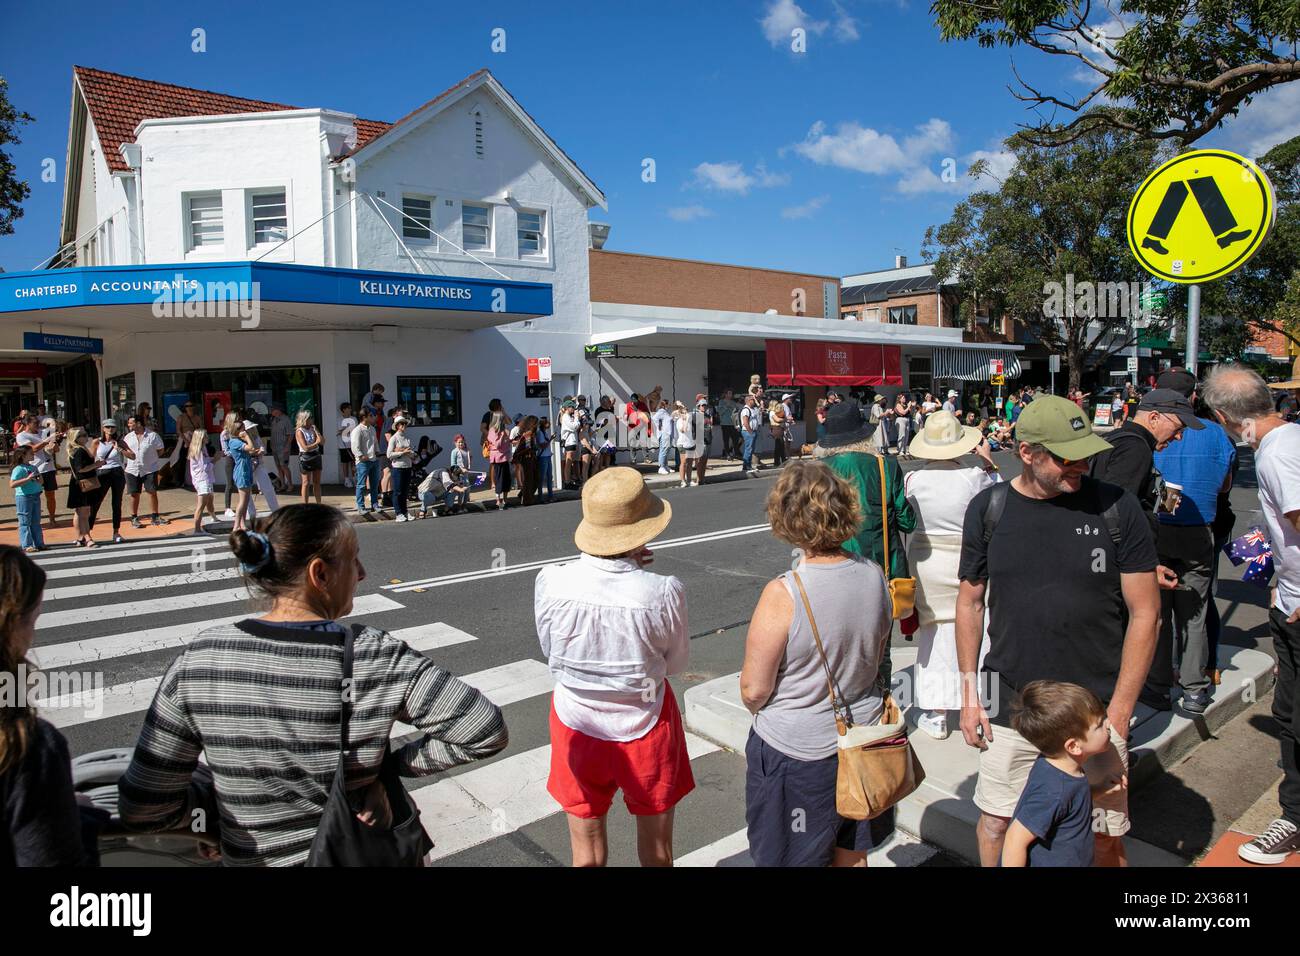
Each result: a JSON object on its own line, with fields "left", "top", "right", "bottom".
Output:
{"left": 134, "top": 110, "right": 349, "bottom": 266}
{"left": 351, "top": 86, "right": 592, "bottom": 338}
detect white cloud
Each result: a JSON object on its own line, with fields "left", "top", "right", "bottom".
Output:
{"left": 667, "top": 205, "right": 714, "bottom": 222}
{"left": 691, "top": 160, "right": 789, "bottom": 194}
{"left": 831, "top": 1, "right": 859, "bottom": 42}
{"left": 760, "top": 0, "right": 829, "bottom": 47}
{"left": 1211, "top": 81, "right": 1300, "bottom": 161}
{"left": 782, "top": 195, "right": 830, "bottom": 218}
{"left": 790, "top": 119, "right": 910, "bottom": 174}
{"left": 791, "top": 117, "right": 1016, "bottom": 194}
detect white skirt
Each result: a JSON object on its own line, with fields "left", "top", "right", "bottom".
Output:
{"left": 913, "top": 620, "right": 990, "bottom": 711}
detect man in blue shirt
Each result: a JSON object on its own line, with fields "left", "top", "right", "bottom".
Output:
{"left": 1152, "top": 368, "right": 1237, "bottom": 714}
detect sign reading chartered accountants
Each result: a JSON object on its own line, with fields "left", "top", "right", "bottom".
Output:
{"left": 0, "top": 262, "right": 552, "bottom": 318}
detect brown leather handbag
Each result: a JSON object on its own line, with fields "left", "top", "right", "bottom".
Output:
{"left": 876, "top": 454, "right": 916, "bottom": 619}
{"left": 792, "top": 571, "right": 925, "bottom": 820}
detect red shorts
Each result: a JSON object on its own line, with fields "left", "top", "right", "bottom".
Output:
{"left": 547, "top": 683, "right": 695, "bottom": 819}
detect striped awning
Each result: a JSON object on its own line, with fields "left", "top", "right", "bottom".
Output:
{"left": 931, "top": 346, "right": 1023, "bottom": 381}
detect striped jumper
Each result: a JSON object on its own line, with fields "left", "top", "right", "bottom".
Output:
{"left": 118, "top": 619, "right": 508, "bottom": 866}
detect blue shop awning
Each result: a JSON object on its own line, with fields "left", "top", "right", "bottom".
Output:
{"left": 0, "top": 261, "right": 553, "bottom": 333}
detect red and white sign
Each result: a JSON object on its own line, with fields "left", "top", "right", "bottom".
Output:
{"left": 526, "top": 356, "right": 552, "bottom": 383}
{"left": 990, "top": 358, "right": 1004, "bottom": 377}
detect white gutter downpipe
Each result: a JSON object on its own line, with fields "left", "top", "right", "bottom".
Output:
{"left": 120, "top": 142, "right": 144, "bottom": 263}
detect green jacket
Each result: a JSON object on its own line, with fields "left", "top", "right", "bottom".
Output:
{"left": 824, "top": 451, "right": 916, "bottom": 579}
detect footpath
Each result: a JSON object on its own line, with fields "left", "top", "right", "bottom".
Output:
{"left": 0, "top": 455, "right": 766, "bottom": 547}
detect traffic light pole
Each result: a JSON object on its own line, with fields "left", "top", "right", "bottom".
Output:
{"left": 1186, "top": 283, "right": 1201, "bottom": 375}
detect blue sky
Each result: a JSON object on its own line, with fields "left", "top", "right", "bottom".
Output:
{"left": 2, "top": 0, "right": 1297, "bottom": 276}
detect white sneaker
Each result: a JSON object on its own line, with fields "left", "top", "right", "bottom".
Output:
{"left": 918, "top": 711, "right": 949, "bottom": 740}
{"left": 395, "top": 514, "right": 406, "bottom": 523}
{"left": 657, "top": 467, "right": 671, "bottom": 475}
{"left": 223, "top": 508, "right": 236, "bottom": 519}
{"left": 680, "top": 480, "right": 688, "bottom": 488}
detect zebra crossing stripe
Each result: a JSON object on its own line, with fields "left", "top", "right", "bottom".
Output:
{"left": 30, "top": 594, "right": 403, "bottom": 670}
{"left": 390, "top": 659, "right": 552, "bottom": 738}
{"left": 43, "top": 568, "right": 241, "bottom": 601}
{"left": 36, "top": 587, "right": 255, "bottom": 629}
{"left": 31, "top": 539, "right": 224, "bottom": 567}
{"left": 409, "top": 733, "right": 720, "bottom": 862}
{"left": 42, "top": 550, "right": 237, "bottom": 579}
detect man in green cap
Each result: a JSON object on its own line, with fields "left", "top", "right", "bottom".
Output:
{"left": 954, "top": 395, "right": 1161, "bottom": 867}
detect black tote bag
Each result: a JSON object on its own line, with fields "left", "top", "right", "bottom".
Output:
{"left": 305, "top": 624, "right": 433, "bottom": 866}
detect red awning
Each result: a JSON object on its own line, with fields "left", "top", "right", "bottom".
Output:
{"left": 765, "top": 340, "right": 902, "bottom": 387}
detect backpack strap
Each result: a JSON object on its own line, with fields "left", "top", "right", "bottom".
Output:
{"left": 1094, "top": 479, "right": 1125, "bottom": 547}
{"left": 981, "top": 482, "right": 1009, "bottom": 545}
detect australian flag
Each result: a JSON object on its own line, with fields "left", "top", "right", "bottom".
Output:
{"left": 1224, "top": 527, "right": 1274, "bottom": 587}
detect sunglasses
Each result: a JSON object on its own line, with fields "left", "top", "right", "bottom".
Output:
{"left": 1046, "top": 449, "right": 1083, "bottom": 467}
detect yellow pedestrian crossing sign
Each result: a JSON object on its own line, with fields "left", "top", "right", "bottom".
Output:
{"left": 1127, "top": 149, "right": 1275, "bottom": 284}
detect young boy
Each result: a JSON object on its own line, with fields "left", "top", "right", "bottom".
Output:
{"left": 1001, "top": 680, "right": 1127, "bottom": 867}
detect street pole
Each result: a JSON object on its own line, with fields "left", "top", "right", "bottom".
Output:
{"left": 1186, "top": 283, "right": 1201, "bottom": 375}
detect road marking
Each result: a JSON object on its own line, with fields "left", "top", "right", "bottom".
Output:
{"left": 675, "top": 828, "right": 937, "bottom": 868}
{"left": 31, "top": 539, "right": 224, "bottom": 567}
{"left": 677, "top": 828, "right": 752, "bottom": 867}
{"left": 30, "top": 594, "right": 404, "bottom": 670}
{"left": 387, "top": 523, "right": 772, "bottom": 592}
{"left": 390, "top": 622, "right": 479, "bottom": 653}
{"left": 43, "top": 568, "right": 241, "bottom": 601}
{"left": 409, "top": 734, "right": 719, "bottom": 862}
{"left": 43, "top": 550, "right": 237, "bottom": 579}
{"left": 36, "top": 587, "right": 254, "bottom": 630}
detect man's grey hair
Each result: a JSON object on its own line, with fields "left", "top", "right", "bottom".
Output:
{"left": 1201, "top": 363, "right": 1274, "bottom": 423}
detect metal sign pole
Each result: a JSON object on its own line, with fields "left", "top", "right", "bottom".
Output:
{"left": 1186, "top": 284, "right": 1201, "bottom": 375}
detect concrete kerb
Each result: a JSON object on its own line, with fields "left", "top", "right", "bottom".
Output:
{"left": 684, "top": 643, "right": 1276, "bottom": 867}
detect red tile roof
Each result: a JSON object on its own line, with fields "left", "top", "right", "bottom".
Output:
{"left": 72, "top": 66, "right": 392, "bottom": 173}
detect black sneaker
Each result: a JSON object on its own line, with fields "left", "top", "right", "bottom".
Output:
{"left": 1238, "top": 818, "right": 1300, "bottom": 865}
{"left": 1179, "top": 690, "right": 1212, "bottom": 714}
{"left": 151, "top": 513, "right": 169, "bottom": 526}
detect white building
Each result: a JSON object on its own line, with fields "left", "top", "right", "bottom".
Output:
{"left": 0, "top": 66, "right": 606, "bottom": 480}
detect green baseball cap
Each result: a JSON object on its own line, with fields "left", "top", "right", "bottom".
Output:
{"left": 1013, "top": 395, "right": 1112, "bottom": 460}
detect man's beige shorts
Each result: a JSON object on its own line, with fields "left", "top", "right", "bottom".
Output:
{"left": 973, "top": 722, "right": 1130, "bottom": 837}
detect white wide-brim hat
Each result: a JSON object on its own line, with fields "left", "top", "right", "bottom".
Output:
{"left": 909, "top": 409, "right": 983, "bottom": 460}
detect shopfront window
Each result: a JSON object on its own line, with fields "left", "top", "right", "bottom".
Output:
{"left": 106, "top": 373, "right": 136, "bottom": 432}
{"left": 151, "top": 365, "right": 321, "bottom": 438}
{"left": 396, "top": 376, "right": 461, "bottom": 426}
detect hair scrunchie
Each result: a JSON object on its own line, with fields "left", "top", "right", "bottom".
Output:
{"left": 240, "top": 531, "right": 273, "bottom": 574}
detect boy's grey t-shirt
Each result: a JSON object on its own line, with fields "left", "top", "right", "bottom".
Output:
{"left": 1011, "top": 756, "right": 1094, "bottom": 867}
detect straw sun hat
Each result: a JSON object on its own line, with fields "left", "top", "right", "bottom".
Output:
{"left": 573, "top": 466, "right": 672, "bottom": 557}
{"left": 1269, "top": 355, "right": 1300, "bottom": 390}
{"left": 908, "top": 409, "right": 983, "bottom": 460}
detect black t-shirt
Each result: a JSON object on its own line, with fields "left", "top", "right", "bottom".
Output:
{"left": 1087, "top": 421, "right": 1159, "bottom": 543}
{"left": 958, "top": 477, "right": 1158, "bottom": 722}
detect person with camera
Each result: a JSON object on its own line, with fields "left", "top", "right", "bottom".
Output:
{"left": 66, "top": 428, "right": 107, "bottom": 548}
{"left": 14, "top": 415, "right": 61, "bottom": 529}
{"left": 89, "top": 419, "right": 129, "bottom": 544}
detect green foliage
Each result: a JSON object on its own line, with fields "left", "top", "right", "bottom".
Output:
{"left": 0, "top": 76, "right": 33, "bottom": 238}
{"left": 922, "top": 120, "right": 1173, "bottom": 387}
{"left": 930, "top": 0, "right": 1300, "bottom": 145}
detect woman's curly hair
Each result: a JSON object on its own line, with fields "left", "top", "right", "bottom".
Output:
{"left": 765, "top": 459, "right": 863, "bottom": 554}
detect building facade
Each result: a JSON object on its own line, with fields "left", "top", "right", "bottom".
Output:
{"left": 1, "top": 66, "right": 606, "bottom": 481}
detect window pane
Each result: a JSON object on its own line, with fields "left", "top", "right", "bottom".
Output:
{"left": 518, "top": 211, "right": 543, "bottom": 254}
{"left": 189, "top": 195, "right": 223, "bottom": 247}
{"left": 396, "top": 376, "right": 461, "bottom": 426}
{"left": 251, "top": 190, "right": 287, "bottom": 245}
{"left": 402, "top": 197, "right": 433, "bottom": 240}
{"left": 463, "top": 204, "right": 491, "bottom": 251}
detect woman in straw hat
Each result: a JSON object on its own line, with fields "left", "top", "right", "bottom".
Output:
{"left": 903, "top": 409, "right": 1001, "bottom": 739}
{"left": 534, "top": 466, "right": 692, "bottom": 866}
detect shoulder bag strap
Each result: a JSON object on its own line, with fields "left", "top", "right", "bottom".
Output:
{"left": 790, "top": 571, "right": 848, "bottom": 735}
{"left": 877, "top": 454, "right": 891, "bottom": 575}
{"left": 339, "top": 624, "right": 360, "bottom": 756}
